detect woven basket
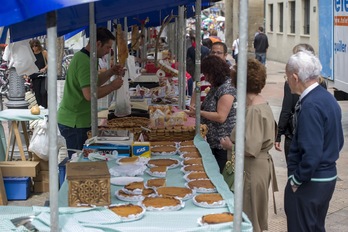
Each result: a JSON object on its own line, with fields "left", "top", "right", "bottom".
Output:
{"left": 145, "top": 124, "right": 208, "bottom": 142}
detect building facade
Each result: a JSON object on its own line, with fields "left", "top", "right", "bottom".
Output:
{"left": 265, "top": 0, "right": 319, "bottom": 63}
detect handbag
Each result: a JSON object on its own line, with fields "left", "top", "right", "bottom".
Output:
{"left": 222, "top": 146, "right": 236, "bottom": 192}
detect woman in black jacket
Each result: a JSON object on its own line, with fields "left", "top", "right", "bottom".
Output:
{"left": 275, "top": 43, "right": 327, "bottom": 163}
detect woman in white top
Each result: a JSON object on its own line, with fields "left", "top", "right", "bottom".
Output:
{"left": 232, "top": 37, "right": 239, "bottom": 64}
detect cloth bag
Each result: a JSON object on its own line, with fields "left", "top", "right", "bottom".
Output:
{"left": 222, "top": 148, "right": 236, "bottom": 192}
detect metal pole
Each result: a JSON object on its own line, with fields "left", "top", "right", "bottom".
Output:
{"left": 89, "top": 3, "right": 98, "bottom": 137}
{"left": 194, "top": 0, "right": 202, "bottom": 135}
{"left": 178, "top": 5, "right": 186, "bottom": 110}
{"left": 234, "top": 0, "right": 249, "bottom": 231}
{"left": 46, "top": 11, "right": 59, "bottom": 232}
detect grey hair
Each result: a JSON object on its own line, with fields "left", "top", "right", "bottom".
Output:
{"left": 286, "top": 51, "right": 322, "bottom": 83}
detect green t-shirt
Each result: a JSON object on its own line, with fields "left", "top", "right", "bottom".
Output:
{"left": 57, "top": 49, "right": 92, "bottom": 128}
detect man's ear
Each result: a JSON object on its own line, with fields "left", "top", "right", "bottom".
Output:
{"left": 293, "top": 73, "right": 299, "bottom": 83}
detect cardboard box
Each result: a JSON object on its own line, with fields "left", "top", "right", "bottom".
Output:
{"left": 33, "top": 171, "right": 49, "bottom": 182}
{"left": 83, "top": 143, "right": 131, "bottom": 158}
{"left": 132, "top": 142, "right": 151, "bottom": 158}
{"left": 0, "top": 161, "right": 40, "bottom": 177}
{"left": 66, "top": 162, "right": 110, "bottom": 206}
{"left": 3, "top": 177, "right": 31, "bottom": 200}
{"left": 34, "top": 181, "right": 49, "bottom": 193}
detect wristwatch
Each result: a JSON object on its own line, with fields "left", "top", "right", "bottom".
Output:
{"left": 290, "top": 180, "right": 299, "bottom": 188}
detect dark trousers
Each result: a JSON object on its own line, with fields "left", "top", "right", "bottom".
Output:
{"left": 58, "top": 123, "right": 91, "bottom": 159}
{"left": 31, "top": 77, "right": 47, "bottom": 108}
{"left": 284, "top": 136, "right": 293, "bottom": 164}
{"left": 284, "top": 180, "right": 336, "bottom": 232}
{"left": 211, "top": 148, "right": 227, "bottom": 173}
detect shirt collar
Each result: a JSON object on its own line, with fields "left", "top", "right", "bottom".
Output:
{"left": 299, "top": 82, "right": 319, "bottom": 101}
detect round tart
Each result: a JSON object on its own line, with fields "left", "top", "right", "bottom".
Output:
{"left": 187, "top": 179, "right": 216, "bottom": 193}
{"left": 181, "top": 152, "right": 201, "bottom": 159}
{"left": 109, "top": 204, "right": 145, "bottom": 221}
{"left": 156, "top": 186, "right": 194, "bottom": 200}
{"left": 201, "top": 212, "right": 234, "bottom": 224}
{"left": 179, "top": 146, "right": 199, "bottom": 153}
{"left": 151, "top": 146, "right": 177, "bottom": 155}
{"left": 142, "top": 196, "right": 182, "bottom": 210}
{"left": 124, "top": 181, "right": 144, "bottom": 194}
{"left": 146, "top": 178, "right": 166, "bottom": 188}
{"left": 180, "top": 140, "right": 194, "bottom": 146}
{"left": 182, "top": 165, "right": 205, "bottom": 173}
{"left": 183, "top": 158, "right": 203, "bottom": 166}
{"left": 151, "top": 141, "right": 177, "bottom": 147}
{"left": 115, "top": 190, "right": 145, "bottom": 202}
{"left": 195, "top": 193, "right": 223, "bottom": 204}
{"left": 185, "top": 172, "right": 209, "bottom": 181}
{"left": 148, "top": 158, "right": 180, "bottom": 169}
{"left": 118, "top": 157, "right": 139, "bottom": 164}
{"left": 146, "top": 166, "right": 168, "bottom": 177}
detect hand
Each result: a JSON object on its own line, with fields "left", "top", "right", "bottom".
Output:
{"left": 111, "top": 64, "right": 126, "bottom": 76}
{"left": 110, "top": 76, "right": 123, "bottom": 90}
{"left": 184, "top": 105, "right": 196, "bottom": 117}
{"left": 40, "top": 68, "right": 46, "bottom": 73}
{"left": 275, "top": 142, "right": 282, "bottom": 152}
{"left": 291, "top": 186, "right": 298, "bottom": 192}
{"left": 220, "top": 136, "right": 233, "bottom": 150}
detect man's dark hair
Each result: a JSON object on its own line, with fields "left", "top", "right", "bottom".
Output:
{"left": 97, "top": 27, "right": 116, "bottom": 45}
{"left": 212, "top": 41, "right": 227, "bottom": 54}
{"left": 259, "top": 26, "right": 264, "bottom": 32}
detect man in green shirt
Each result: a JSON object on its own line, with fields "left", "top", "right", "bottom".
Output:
{"left": 58, "top": 27, "right": 124, "bottom": 158}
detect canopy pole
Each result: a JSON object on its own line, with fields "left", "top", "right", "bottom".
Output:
{"left": 234, "top": 0, "right": 249, "bottom": 231}
{"left": 89, "top": 2, "right": 98, "bottom": 137}
{"left": 46, "top": 11, "right": 59, "bottom": 232}
{"left": 194, "top": 0, "right": 202, "bottom": 135}
{"left": 178, "top": 5, "right": 186, "bottom": 110}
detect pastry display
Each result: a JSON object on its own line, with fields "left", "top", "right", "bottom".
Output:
{"left": 180, "top": 140, "right": 194, "bottom": 146}
{"left": 194, "top": 193, "right": 223, "bottom": 204}
{"left": 156, "top": 186, "right": 194, "bottom": 200}
{"left": 182, "top": 165, "right": 205, "bottom": 173}
{"left": 146, "top": 166, "right": 168, "bottom": 177}
{"left": 148, "top": 158, "right": 180, "bottom": 169}
{"left": 109, "top": 204, "right": 145, "bottom": 221}
{"left": 123, "top": 181, "right": 144, "bottom": 194}
{"left": 179, "top": 146, "right": 199, "bottom": 154}
{"left": 183, "top": 158, "right": 203, "bottom": 166}
{"left": 185, "top": 172, "right": 209, "bottom": 181}
{"left": 150, "top": 141, "right": 177, "bottom": 147}
{"left": 201, "top": 212, "right": 234, "bottom": 224}
{"left": 151, "top": 146, "right": 177, "bottom": 155}
{"left": 142, "top": 196, "right": 182, "bottom": 210}
{"left": 186, "top": 179, "right": 216, "bottom": 193}
{"left": 118, "top": 157, "right": 139, "bottom": 164}
{"left": 146, "top": 178, "right": 166, "bottom": 188}
{"left": 181, "top": 152, "right": 201, "bottom": 159}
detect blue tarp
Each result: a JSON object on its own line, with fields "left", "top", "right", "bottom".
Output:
{"left": 6, "top": 0, "right": 215, "bottom": 42}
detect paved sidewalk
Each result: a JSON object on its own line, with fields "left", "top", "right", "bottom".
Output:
{"left": 263, "top": 60, "right": 348, "bottom": 232}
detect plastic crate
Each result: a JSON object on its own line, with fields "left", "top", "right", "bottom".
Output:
{"left": 3, "top": 177, "right": 31, "bottom": 200}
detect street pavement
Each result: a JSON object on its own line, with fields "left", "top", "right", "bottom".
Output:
{"left": 6, "top": 58, "right": 348, "bottom": 232}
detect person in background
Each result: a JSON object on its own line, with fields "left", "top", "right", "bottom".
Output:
{"left": 254, "top": 26, "right": 269, "bottom": 65}
{"left": 58, "top": 27, "right": 125, "bottom": 158}
{"left": 211, "top": 41, "right": 232, "bottom": 67}
{"left": 284, "top": 51, "right": 343, "bottom": 232}
{"left": 202, "top": 27, "right": 210, "bottom": 40}
{"left": 275, "top": 43, "right": 327, "bottom": 164}
{"left": 220, "top": 58, "right": 278, "bottom": 232}
{"left": 29, "top": 39, "right": 48, "bottom": 108}
{"left": 209, "top": 29, "right": 222, "bottom": 43}
{"left": 202, "top": 38, "right": 213, "bottom": 50}
{"left": 232, "top": 35, "right": 240, "bottom": 64}
{"left": 186, "top": 55, "right": 237, "bottom": 173}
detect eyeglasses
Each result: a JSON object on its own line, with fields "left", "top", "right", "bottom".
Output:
{"left": 211, "top": 51, "right": 224, "bottom": 55}
{"left": 32, "top": 44, "right": 39, "bottom": 47}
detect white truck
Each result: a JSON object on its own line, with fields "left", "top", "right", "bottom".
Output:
{"left": 320, "top": 1, "right": 348, "bottom": 100}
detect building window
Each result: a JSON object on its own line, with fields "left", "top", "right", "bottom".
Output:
{"left": 269, "top": 4, "right": 274, "bottom": 32}
{"left": 303, "top": 0, "right": 310, "bottom": 34}
{"left": 290, "top": 1, "right": 296, "bottom": 33}
{"left": 279, "top": 2, "right": 284, "bottom": 32}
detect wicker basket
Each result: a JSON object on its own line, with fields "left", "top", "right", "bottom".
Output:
{"left": 145, "top": 124, "right": 208, "bottom": 141}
